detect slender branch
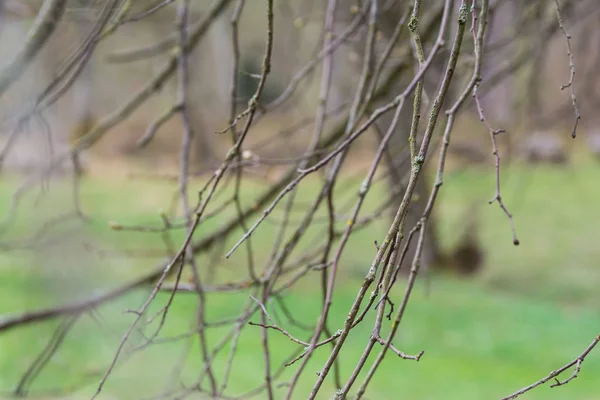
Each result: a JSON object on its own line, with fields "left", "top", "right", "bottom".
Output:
{"left": 501, "top": 334, "right": 600, "bottom": 400}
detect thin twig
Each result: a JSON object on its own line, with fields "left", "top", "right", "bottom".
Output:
{"left": 554, "top": 0, "right": 580, "bottom": 138}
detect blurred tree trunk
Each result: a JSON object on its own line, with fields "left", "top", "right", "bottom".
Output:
{"left": 333, "top": 1, "right": 447, "bottom": 271}
{"left": 480, "top": 0, "right": 516, "bottom": 126}
{"left": 334, "top": 1, "right": 519, "bottom": 272}
{"left": 381, "top": 2, "right": 447, "bottom": 271}
{"left": 187, "top": 10, "right": 230, "bottom": 169}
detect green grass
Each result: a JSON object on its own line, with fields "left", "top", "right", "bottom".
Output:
{"left": 0, "top": 162, "right": 599, "bottom": 399}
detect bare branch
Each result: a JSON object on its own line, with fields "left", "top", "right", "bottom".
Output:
{"left": 501, "top": 334, "right": 600, "bottom": 400}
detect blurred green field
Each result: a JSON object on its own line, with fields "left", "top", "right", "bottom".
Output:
{"left": 0, "top": 161, "right": 599, "bottom": 399}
